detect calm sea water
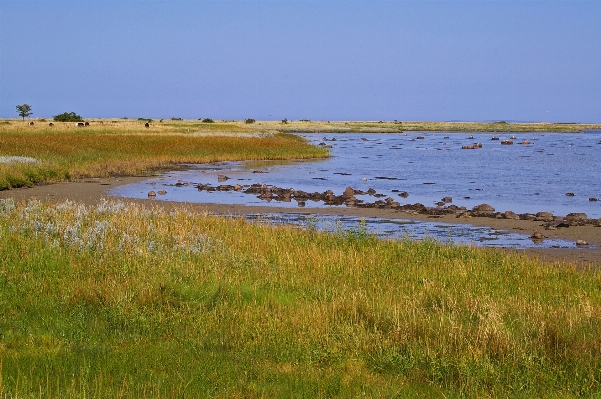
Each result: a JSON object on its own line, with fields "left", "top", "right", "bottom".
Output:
{"left": 109, "top": 131, "right": 600, "bottom": 248}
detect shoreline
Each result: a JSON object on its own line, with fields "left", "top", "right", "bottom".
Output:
{"left": 1, "top": 176, "right": 599, "bottom": 266}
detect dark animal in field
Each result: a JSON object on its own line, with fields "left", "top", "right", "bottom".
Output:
{"left": 145, "top": 122, "right": 149, "bottom": 128}
{"left": 75, "top": 122, "right": 85, "bottom": 127}
{"left": 85, "top": 121, "right": 89, "bottom": 126}
{"left": 28, "top": 121, "right": 34, "bottom": 126}
{"left": 49, "top": 123, "right": 54, "bottom": 127}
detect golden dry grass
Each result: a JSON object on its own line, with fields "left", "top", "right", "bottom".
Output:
{"left": 0, "top": 119, "right": 328, "bottom": 188}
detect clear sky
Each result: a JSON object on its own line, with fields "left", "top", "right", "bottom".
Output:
{"left": 1, "top": 0, "right": 600, "bottom": 122}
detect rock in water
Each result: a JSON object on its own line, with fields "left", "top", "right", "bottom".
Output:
{"left": 530, "top": 231, "right": 545, "bottom": 240}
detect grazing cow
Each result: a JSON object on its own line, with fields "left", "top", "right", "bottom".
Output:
{"left": 144, "top": 122, "right": 150, "bottom": 128}
{"left": 49, "top": 122, "right": 54, "bottom": 127}
{"left": 75, "top": 122, "right": 85, "bottom": 127}
{"left": 29, "top": 121, "right": 34, "bottom": 126}
{"left": 85, "top": 121, "right": 90, "bottom": 126}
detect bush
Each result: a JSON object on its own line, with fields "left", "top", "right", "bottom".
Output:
{"left": 281, "top": 118, "right": 288, "bottom": 124}
{"left": 53, "top": 112, "right": 83, "bottom": 122}
{"left": 202, "top": 118, "right": 214, "bottom": 123}
{"left": 171, "top": 117, "right": 183, "bottom": 121}
{"left": 245, "top": 118, "right": 256, "bottom": 124}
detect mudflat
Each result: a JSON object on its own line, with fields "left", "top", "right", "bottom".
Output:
{"left": 1, "top": 177, "right": 599, "bottom": 267}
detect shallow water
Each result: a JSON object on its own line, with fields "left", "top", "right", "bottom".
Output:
{"left": 109, "top": 131, "right": 600, "bottom": 248}
{"left": 246, "top": 213, "right": 577, "bottom": 249}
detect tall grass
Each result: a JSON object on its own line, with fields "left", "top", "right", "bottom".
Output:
{"left": 1, "top": 198, "right": 600, "bottom": 397}
{"left": 0, "top": 122, "right": 327, "bottom": 189}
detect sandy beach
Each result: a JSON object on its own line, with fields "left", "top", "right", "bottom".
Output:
{"left": 1, "top": 177, "right": 599, "bottom": 267}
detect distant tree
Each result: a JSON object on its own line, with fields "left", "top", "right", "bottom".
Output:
{"left": 245, "top": 118, "right": 256, "bottom": 124}
{"left": 202, "top": 118, "right": 214, "bottom": 123}
{"left": 16, "top": 104, "right": 33, "bottom": 120}
{"left": 53, "top": 112, "right": 83, "bottom": 122}
{"left": 171, "top": 117, "right": 183, "bottom": 121}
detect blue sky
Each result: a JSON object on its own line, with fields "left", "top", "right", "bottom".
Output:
{"left": 1, "top": 0, "right": 600, "bottom": 122}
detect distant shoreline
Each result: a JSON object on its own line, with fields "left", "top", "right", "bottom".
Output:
{"left": 3, "top": 118, "right": 600, "bottom": 133}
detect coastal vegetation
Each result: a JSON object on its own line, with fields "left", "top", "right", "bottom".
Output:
{"left": 0, "top": 120, "right": 328, "bottom": 190}
{"left": 1, "top": 198, "right": 600, "bottom": 397}
{"left": 1, "top": 118, "right": 601, "bottom": 397}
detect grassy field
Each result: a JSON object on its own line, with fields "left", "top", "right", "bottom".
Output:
{"left": 2, "top": 119, "right": 601, "bottom": 397}
{"left": 0, "top": 120, "right": 328, "bottom": 190}
{"left": 1, "top": 198, "right": 600, "bottom": 398}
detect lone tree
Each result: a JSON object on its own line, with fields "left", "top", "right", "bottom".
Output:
{"left": 16, "top": 104, "right": 33, "bottom": 120}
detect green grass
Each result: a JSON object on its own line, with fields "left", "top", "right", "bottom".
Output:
{"left": 1, "top": 198, "right": 600, "bottom": 398}
{"left": 2, "top": 119, "right": 601, "bottom": 397}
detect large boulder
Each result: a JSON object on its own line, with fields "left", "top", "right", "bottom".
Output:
{"left": 504, "top": 210, "right": 520, "bottom": 220}
{"left": 473, "top": 203, "right": 495, "bottom": 212}
{"left": 343, "top": 187, "right": 355, "bottom": 198}
{"left": 566, "top": 213, "right": 588, "bottom": 226}
{"left": 535, "top": 212, "right": 554, "bottom": 222}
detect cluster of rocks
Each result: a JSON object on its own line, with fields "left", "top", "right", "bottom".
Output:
{"left": 461, "top": 139, "right": 531, "bottom": 149}
{"left": 190, "top": 181, "right": 601, "bottom": 230}
{"left": 147, "top": 189, "right": 167, "bottom": 198}
{"left": 471, "top": 207, "right": 601, "bottom": 229}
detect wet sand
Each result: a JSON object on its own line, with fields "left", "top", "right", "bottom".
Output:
{"left": 1, "top": 177, "right": 599, "bottom": 267}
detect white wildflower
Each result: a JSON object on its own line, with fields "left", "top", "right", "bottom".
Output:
{"left": 0, "top": 155, "right": 40, "bottom": 164}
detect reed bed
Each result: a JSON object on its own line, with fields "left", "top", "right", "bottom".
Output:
{"left": 1, "top": 198, "right": 600, "bottom": 398}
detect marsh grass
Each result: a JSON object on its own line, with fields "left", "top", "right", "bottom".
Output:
{"left": 0, "top": 120, "right": 327, "bottom": 189}
{"left": 1, "top": 198, "right": 600, "bottom": 398}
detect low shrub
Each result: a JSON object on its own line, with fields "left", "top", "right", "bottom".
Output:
{"left": 53, "top": 112, "right": 83, "bottom": 122}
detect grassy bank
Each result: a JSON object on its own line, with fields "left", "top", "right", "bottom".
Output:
{"left": 274, "top": 120, "right": 601, "bottom": 133}
{"left": 1, "top": 198, "right": 600, "bottom": 397}
{"left": 0, "top": 120, "right": 327, "bottom": 190}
